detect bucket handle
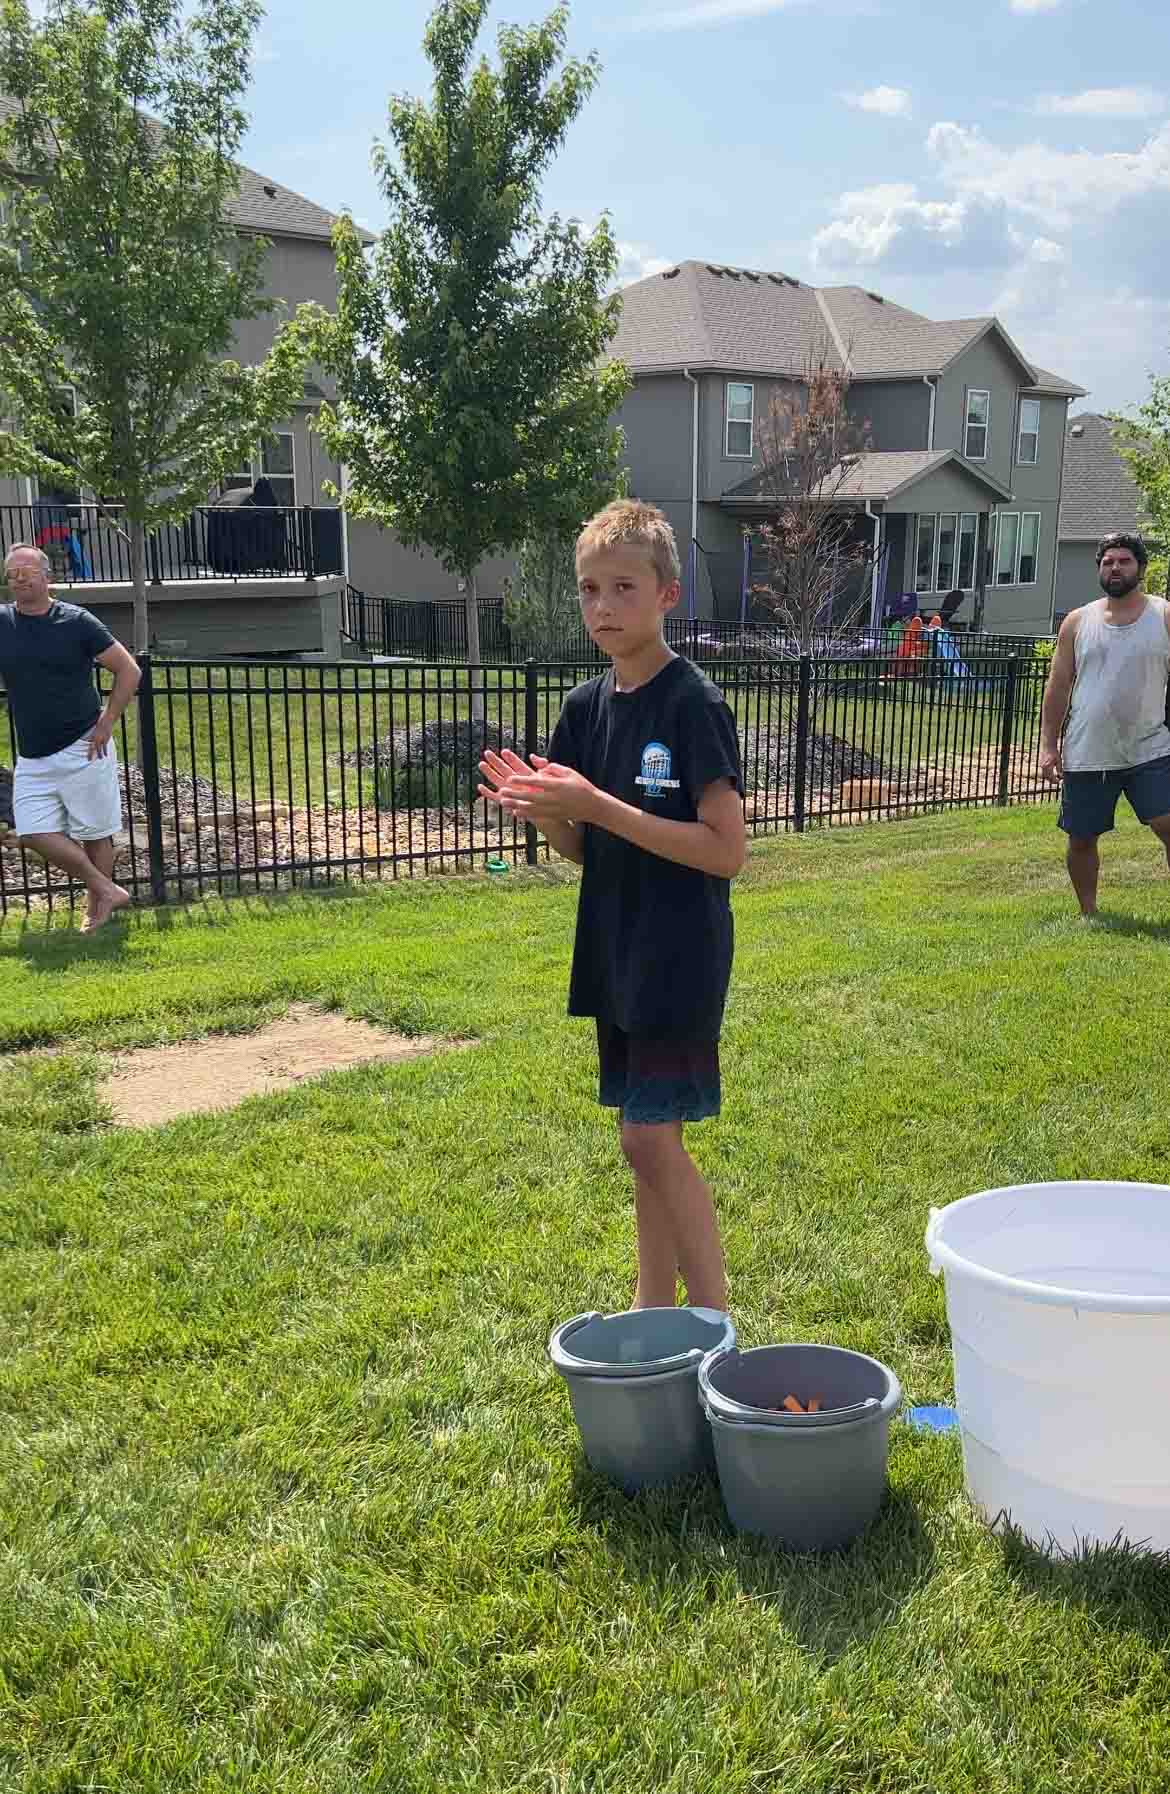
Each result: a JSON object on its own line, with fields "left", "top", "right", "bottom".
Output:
{"left": 697, "top": 1344, "right": 736, "bottom": 1415}
{"left": 925, "top": 1206, "right": 944, "bottom": 1276}
{"left": 551, "top": 1312, "right": 709, "bottom": 1378}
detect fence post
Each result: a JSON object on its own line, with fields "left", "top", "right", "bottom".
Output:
{"left": 997, "top": 654, "right": 1019, "bottom": 807}
{"left": 135, "top": 654, "right": 168, "bottom": 904}
{"left": 793, "top": 654, "right": 812, "bottom": 833}
{"left": 524, "top": 658, "right": 539, "bottom": 866}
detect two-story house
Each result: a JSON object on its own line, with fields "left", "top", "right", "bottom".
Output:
{"left": 608, "top": 262, "right": 1087, "bottom": 635}
{"left": 0, "top": 95, "right": 374, "bottom": 656}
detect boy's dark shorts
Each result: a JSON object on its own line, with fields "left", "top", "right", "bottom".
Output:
{"left": 1058, "top": 754, "right": 1170, "bottom": 837}
{"left": 596, "top": 1021, "right": 721, "bottom": 1125}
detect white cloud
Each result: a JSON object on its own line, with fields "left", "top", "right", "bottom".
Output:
{"left": 1009, "top": 0, "right": 1062, "bottom": 12}
{"left": 843, "top": 86, "right": 911, "bottom": 118}
{"left": 614, "top": 243, "right": 675, "bottom": 285}
{"left": 1036, "top": 87, "right": 1166, "bottom": 119}
{"left": 925, "top": 120, "right": 1170, "bottom": 230}
{"left": 812, "top": 183, "right": 1008, "bottom": 270}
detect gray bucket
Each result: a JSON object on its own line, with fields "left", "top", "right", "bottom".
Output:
{"left": 699, "top": 1343, "right": 902, "bottom": 1550}
{"left": 549, "top": 1306, "right": 736, "bottom": 1492}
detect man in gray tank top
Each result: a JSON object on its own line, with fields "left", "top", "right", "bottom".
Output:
{"left": 1040, "top": 531, "right": 1170, "bottom": 916}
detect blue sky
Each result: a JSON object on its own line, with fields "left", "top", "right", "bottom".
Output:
{"left": 243, "top": 0, "right": 1170, "bottom": 413}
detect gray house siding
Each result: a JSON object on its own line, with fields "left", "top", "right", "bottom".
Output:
{"left": 346, "top": 523, "right": 516, "bottom": 606}
{"left": 1054, "top": 542, "right": 1100, "bottom": 621}
{"left": 935, "top": 333, "right": 1021, "bottom": 487}
{"left": 700, "top": 374, "right": 798, "bottom": 502}
{"left": 936, "top": 336, "right": 1063, "bottom": 633}
{"left": 232, "top": 237, "right": 340, "bottom": 368}
{"left": 616, "top": 377, "right": 693, "bottom": 511}
{"left": 849, "top": 381, "right": 930, "bottom": 452}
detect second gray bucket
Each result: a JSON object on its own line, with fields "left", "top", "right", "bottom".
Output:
{"left": 550, "top": 1306, "right": 736, "bottom": 1492}
{"left": 699, "top": 1343, "right": 902, "bottom": 1550}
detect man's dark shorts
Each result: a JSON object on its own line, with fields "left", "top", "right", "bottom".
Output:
{"left": 1058, "top": 753, "right": 1170, "bottom": 837}
{"left": 596, "top": 1022, "right": 721, "bottom": 1125}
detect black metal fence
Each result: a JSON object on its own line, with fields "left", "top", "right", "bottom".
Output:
{"left": 1, "top": 502, "right": 344, "bottom": 585}
{"left": 341, "top": 586, "right": 1051, "bottom": 666}
{"left": 0, "top": 648, "right": 1053, "bottom": 915}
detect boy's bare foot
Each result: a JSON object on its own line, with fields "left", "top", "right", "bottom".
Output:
{"left": 82, "top": 884, "right": 131, "bottom": 932}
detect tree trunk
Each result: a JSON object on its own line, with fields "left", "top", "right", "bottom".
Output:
{"left": 466, "top": 569, "right": 485, "bottom": 724}
{"left": 130, "top": 516, "right": 149, "bottom": 655}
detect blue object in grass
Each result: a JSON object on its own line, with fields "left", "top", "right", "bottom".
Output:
{"left": 905, "top": 1404, "right": 959, "bottom": 1433}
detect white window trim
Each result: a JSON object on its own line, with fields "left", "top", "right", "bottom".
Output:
{"left": 1016, "top": 397, "right": 1040, "bottom": 467}
{"left": 956, "top": 512, "right": 978, "bottom": 589}
{"left": 964, "top": 388, "right": 990, "bottom": 462}
{"left": 220, "top": 432, "right": 298, "bottom": 506}
{"left": 913, "top": 513, "right": 937, "bottom": 594}
{"left": 913, "top": 510, "right": 983, "bottom": 593}
{"left": 725, "top": 382, "right": 754, "bottom": 459}
{"left": 991, "top": 510, "right": 1042, "bottom": 586}
{"left": 259, "top": 430, "right": 297, "bottom": 507}
{"left": 32, "top": 385, "right": 80, "bottom": 505}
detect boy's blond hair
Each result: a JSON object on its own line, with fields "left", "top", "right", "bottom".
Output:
{"left": 576, "top": 500, "right": 681, "bottom": 588}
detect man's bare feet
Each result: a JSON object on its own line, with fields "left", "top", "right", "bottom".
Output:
{"left": 82, "top": 884, "right": 131, "bottom": 932}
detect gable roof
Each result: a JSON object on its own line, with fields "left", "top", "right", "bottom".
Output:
{"left": 611, "top": 260, "right": 834, "bottom": 377}
{"left": 0, "top": 93, "right": 372, "bottom": 245}
{"left": 1059, "top": 412, "right": 1148, "bottom": 542}
{"left": 723, "top": 448, "right": 1014, "bottom": 507}
{"left": 610, "top": 259, "right": 1085, "bottom": 394}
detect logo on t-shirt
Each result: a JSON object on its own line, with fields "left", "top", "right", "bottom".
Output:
{"left": 635, "top": 740, "right": 680, "bottom": 798}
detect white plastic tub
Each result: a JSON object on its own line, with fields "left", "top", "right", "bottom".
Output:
{"left": 926, "top": 1181, "right": 1170, "bottom": 1554}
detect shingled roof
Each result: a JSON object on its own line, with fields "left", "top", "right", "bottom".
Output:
{"left": 0, "top": 93, "right": 371, "bottom": 244}
{"left": 724, "top": 448, "right": 1014, "bottom": 507}
{"left": 609, "top": 260, "right": 1085, "bottom": 395}
{"left": 1059, "top": 412, "right": 1149, "bottom": 542}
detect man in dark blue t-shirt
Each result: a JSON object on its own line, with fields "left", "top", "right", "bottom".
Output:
{"left": 1, "top": 543, "right": 141, "bottom": 929}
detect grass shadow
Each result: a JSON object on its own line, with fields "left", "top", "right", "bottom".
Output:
{"left": 567, "top": 1459, "right": 934, "bottom": 1664}
{"left": 1091, "top": 910, "right": 1170, "bottom": 944}
{"left": 10, "top": 913, "right": 133, "bottom": 972}
{"left": 1000, "top": 1524, "right": 1170, "bottom": 1648}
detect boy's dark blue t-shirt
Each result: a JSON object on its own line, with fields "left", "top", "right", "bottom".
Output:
{"left": 0, "top": 600, "right": 115, "bottom": 757}
{"left": 547, "top": 654, "right": 744, "bottom": 1038}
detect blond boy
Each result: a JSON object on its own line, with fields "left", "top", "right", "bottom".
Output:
{"left": 479, "top": 501, "right": 745, "bottom": 1311}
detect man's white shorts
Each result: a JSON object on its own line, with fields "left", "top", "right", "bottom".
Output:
{"left": 14, "top": 732, "right": 123, "bottom": 842}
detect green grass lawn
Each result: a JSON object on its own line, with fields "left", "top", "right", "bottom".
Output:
{"left": 3, "top": 807, "right": 1170, "bottom": 1793}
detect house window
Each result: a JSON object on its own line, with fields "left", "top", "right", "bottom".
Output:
{"left": 259, "top": 432, "right": 296, "bottom": 506}
{"left": 35, "top": 386, "right": 80, "bottom": 506}
{"left": 936, "top": 514, "right": 958, "bottom": 592}
{"left": 965, "top": 389, "right": 990, "bottom": 461}
{"left": 725, "top": 383, "right": 754, "bottom": 458}
{"left": 1017, "top": 398, "right": 1040, "bottom": 466}
{"left": 957, "top": 513, "right": 978, "bottom": 588}
{"left": 914, "top": 514, "right": 937, "bottom": 593}
{"left": 221, "top": 456, "right": 255, "bottom": 495}
{"left": 995, "top": 512, "right": 1019, "bottom": 585}
{"left": 1017, "top": 512, "right": 1040, "bottom": 584}
{"left": 992, "top": 511, "right": 1041, "bottom": 585}
{"left": 915, "top": 511, "right": 983, "bottom": 592}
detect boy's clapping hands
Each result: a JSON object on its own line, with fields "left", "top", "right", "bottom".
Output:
{"left": 478, "top": 748, "right": 599, "bottom": 826}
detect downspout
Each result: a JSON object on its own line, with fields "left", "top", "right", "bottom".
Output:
{"left": 925, "top": 374, "right": 940, "bottom": 448}
{"left": 1049, "top": 399, "right": 1070, "bottom": 632}
{"left": 681, "top": 367, "right": 699, "bottom": 613}
{"left": 865, "top": 499, "right": 883, "bottom": 632}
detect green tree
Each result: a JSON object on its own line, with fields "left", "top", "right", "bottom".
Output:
{"left": 0, "top": 0, "right": 314, "bottom": 652}
{"left": 1112, "top": 380, "right": 1170, "bottom": 598}
{"left": 314, "top": 0, "right": 629, "bottom": 707}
